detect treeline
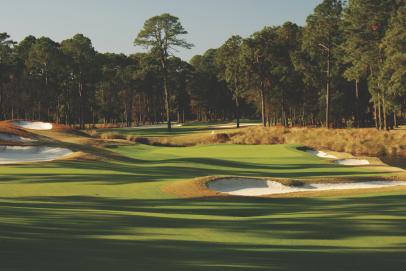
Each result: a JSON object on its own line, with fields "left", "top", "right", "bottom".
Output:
{"left": 0, "top": 0, "right": 405, "bottom": 129}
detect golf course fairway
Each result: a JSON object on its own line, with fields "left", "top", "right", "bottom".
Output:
{"left": 1, "top": 143, "right": 405, "bottom": 270}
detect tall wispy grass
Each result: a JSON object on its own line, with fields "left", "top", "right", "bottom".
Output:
{"left": 99, "top": 125, "right": 405, "bottom": 158}
{"left": 229, "top": 127, "right": 406, "bottom": 157}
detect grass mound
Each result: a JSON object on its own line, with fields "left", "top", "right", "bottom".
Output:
{"left": 119, "top": 126, "right": 406, "bottom": 160}
{"left": 0, "top": 121, "right": 37, "bottom": 144}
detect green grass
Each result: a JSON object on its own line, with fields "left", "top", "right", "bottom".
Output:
{"left": 95, "top": 124, "right": 214, "bottom": 137}
{"left": 94, "top": 119, "right": 261, "bottom": 138}
{"left": 0, "top": 143, "right": 405, "bottom": 270}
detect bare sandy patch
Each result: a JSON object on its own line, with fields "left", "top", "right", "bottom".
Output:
{"left": 0, "top": 133, "right": 36, "bottom": 143}
{"left": 13, "top": 121, "right": 53, "bottom": 130}
{"left": 306, "top": 150, "right": 337, "bottom": 159}
{"left": 334, "top": 159, "right": 370, "bottom": 166}
{"left": 207, "top": 178, "right": 406, "bottom": 197}
{"left": 0, "top": 146, "right": 72, "bottom": 164}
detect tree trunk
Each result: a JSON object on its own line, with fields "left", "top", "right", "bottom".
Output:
{"left": 382, "top": 93, "right": 388, "bottom": 130}
{"left": 260, "top": 86, "right": 266, "bottom": 127}
{"left": 182, "top": 109, "right": 185, "bottom": 123}
{"left": 355, "top": 79, "right": 360, "bottom": 128}
{"left": 377, "top": 95, "right": 382, "bottom": 130}
{"left": 38, "top": 101, "right": 41, "bottom": 121}
{"left": 235, "top": 97, "right": 240, "bottom": 128}
{"left": 162, "top": 58, "right": 171, "bottom": 131}
{"left": 325, "top": 48, "right": 331, "bottom": 129}
{"left": 78, "top": 81, "right": 84, "bottom": 129}
{"left": 373, "top": 103, "right": 378, "bottom": 129}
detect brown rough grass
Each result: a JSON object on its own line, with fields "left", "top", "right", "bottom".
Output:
{"left": 243, "top": 127, "right": 406, "bottom": 158}
{"left": 99, "top": 132, "right": 126, "bottom": 140}
{"left": 132, "top": 126, "right": 406, "bottom": 159}
{"left": 127, "top": 132, "right": 234, "bottom": 147}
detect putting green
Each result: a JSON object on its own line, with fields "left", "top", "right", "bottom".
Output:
{"left": 95, "top": 123, "right": 214, "bottom": 137}
{"left": 0, "top": 143, "right": 405, "bottom": 270}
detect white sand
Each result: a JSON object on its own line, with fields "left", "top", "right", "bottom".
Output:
{"left": 306, "top": 150, "right": 337, "bottom": 159}
{"left": 334, "top": 159, "right": 370, "bottom": 166}
{"left": 305, "top": 149, "right": 370, "bottom": 165}
{"left": 0, "top": 133, "right": 36, "bottom": 142}
{"left": 0, "top": 146, "right": 72, "bottom": 164}
{"left": 13, "top": 121, "right": 53, "bottom": 130}
{"left": 208, "top": 178, "right": 406, "bottom": 196}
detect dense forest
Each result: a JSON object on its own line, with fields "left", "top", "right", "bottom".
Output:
{"left": 0, "top": 0, "right": 405, "bottom": 130}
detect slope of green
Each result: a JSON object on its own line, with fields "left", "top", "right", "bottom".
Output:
{"left": 0, "top": 143, "right": 405, "bottom": 270}
{"left": 95, "top": 124, "right": 214, "bottom": 137}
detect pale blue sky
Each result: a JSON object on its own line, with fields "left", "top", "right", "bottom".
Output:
{"left": 1, "top": 0, "right": 321, "bottom": 60}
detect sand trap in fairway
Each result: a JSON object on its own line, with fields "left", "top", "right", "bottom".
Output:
{"left": 334, "top": 159, "right": 370, "bottom": 166}
{"left": 0, "top": 133, "right": 36, "bottom": 142}
{"left": 13, "top": 121, "right": 53, "bottom": 130}
{"left": 305, "top": 149, "right": 370, "bottom": 165}
{"left": 0, "top": 146, "right": 72, "bottom": 164}
{"left": 306, "top": 150, "right": 337, "bottom": 159}
{"left": 208, "top": 178, "right": 406, "bottom": 196}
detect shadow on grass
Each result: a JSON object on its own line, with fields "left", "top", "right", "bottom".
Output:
{"left": 1, "top": 195, "right": 406, "bottom": 270}
{"left": 96, "top": 126, "right": 212, "bottom": 137}
{"left": 0, "top": 157, "right": 383, "bottom": 184}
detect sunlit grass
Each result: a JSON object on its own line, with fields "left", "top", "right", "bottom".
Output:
{"left": 0, "top": 140, "right": 405, "bottom": 270}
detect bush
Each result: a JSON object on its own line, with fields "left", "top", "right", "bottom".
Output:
{"left": 99, "top": 132, "right": 126, "bottom": 140}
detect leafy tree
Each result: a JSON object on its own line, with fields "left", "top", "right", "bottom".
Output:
{"left": 134, "top": 13, "right": 193, "bottom": 131}
{"left": 303, "top": 0, "right": 344, "bottom": 128}
{"left": 189, "top": 49, "right": 233, "bottom": 121}
{"left": 0, "top": 33, "right": 16, "bottom": 119}
{"left": 26, "top": 37, "right": 62, "bottom": 120}
{"left": 242, "top": 27, "right": 277, "bottom": 126}
{"left": 342, "top": 0, "right": 398, "bottom": 129}
{"left": 61, "top": 34, "right": 97, "bottom": 128}
{"left": 167, "top": 56, "right": 192, "bottom": 123}
{"left": 273, "top": 22, "right": 303, "bottom": 127}
{"left": 1, "top": 8, "right": 405, "bottom": 129}
{"left": 380, "top": 3, "right": 406, "bottom": 127}
{"left": 131, "top": 52, "right": 164, "bottom": 124}
{"left": 216, "top": 35, "right": 246, "bottom": 128}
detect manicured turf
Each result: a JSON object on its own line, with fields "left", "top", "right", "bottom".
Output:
{"left": 95, "top": 123, "right": 215, "bottom": 137}
{"left": 95, "top": 120, "right": 261, "bottom": 137}
{"left": 0, "top": 143, "right": 405, "bottom": 270}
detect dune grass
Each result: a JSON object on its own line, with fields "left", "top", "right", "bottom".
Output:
{"left": 1, "top": 140, "right": 406, "bottom": 270}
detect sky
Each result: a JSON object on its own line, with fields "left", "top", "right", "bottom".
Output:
{"left": 1, "top": 0, "right": 322, "bottom": 60}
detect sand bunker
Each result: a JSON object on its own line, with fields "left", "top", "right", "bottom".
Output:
{"left": 306, "top": 150, "right": 337, "bottom": 159}
{"left": 334, "top": 159, "right": 370, "bottom": 166}
{"left": 0, "top": 146, "right": 72, "bottom": 164}
{"left": 208, "top": 178, "right": 406, "bottom": 196}
{"left": 0, "top": 133, "right": 36, "bottom": 142}
{"left": 13, "top": 121, "right": 53, "bottom": 130}
{"left": 305, "top": 149, "right": 370, "bottom": 165}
